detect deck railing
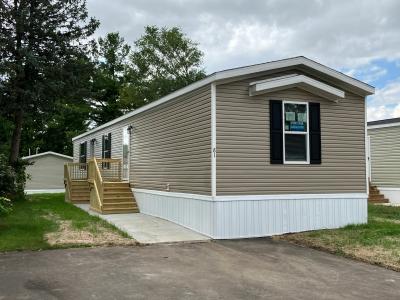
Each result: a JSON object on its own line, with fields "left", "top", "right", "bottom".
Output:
{"left": 66, "top": 162, "right": 88, "bottom": 180}
{"left": 96, "top": 158, "right": 122, "bottom": 182}
{"left": 64, "top": 158, "right": 123, "bottom": 212}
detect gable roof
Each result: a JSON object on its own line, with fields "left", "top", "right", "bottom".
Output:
{"left": 368, "top": 117, "right": 400, "bottom": 129}
{"left": 22, "top": 151, "right": 73, "bottom": 160}
{"left": 249, "top": 74, "right": 345, "bottom": 101}
{"left": 73, "top": 56, "right": 374, "bottom": 141}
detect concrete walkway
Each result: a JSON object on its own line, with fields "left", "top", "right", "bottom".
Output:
{"left": 75, "top": 204, "right": 210, "bottom": 244}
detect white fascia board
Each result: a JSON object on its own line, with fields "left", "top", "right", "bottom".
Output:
{"left": 216, "top": 56, "right": 374, "bottom": 94}
{"left": 73, "top": 56, "right": 373, "bottom": 141}
{"left": 133, "top": 188, "right": 367, "bottom": 202}
{"left": 72, "top": 75, "right": 217, "bottom": 141}
{"left": 249, "top": 74, "right": 345, "bottom": 101}
{"left": 367, "top": 122, "right": 400, "bottom": 130}
{"left": 22, "top": 151, "right": 73, "bottom": 160}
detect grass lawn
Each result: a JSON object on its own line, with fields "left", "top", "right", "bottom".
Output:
{"left": 275, "top": 204, "right": 400, "bottom": 271}
{"left": 0, "top": 193, "right": 136, "bottom": 252}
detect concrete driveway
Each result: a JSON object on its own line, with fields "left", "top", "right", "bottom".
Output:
{"left": 0, "top": 239, "right": 399, "bottom": 300}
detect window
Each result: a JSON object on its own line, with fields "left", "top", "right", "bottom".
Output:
{"left": 283, "top": 101, "right": 309, "bottom": 163}
{"left": 102, "top": 133, "right": 111, "bottom": 159}
{"left": 79, "top": 142, "right": 87, "bottom": 163}
{"left": 102, "top": 133, "right": 111, "bottom": 169}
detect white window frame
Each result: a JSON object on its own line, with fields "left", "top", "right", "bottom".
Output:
{"left": 282, "top": 100, "right": 310, "bottom": 164}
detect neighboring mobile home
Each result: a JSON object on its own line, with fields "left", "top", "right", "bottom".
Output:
{"left": 71, "top": 56, "right": 374, "bottom": 239}
{"left": 367, "top": 118, "right": 400, "bottom": 204}
{"left": 23, "top": 151, "right": 73, "bottom": 193}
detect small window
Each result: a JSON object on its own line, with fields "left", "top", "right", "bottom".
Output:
{"left": 283, "top": 102, "right": 309, "bottom": 164}
{"left": 79, "top": 142, "right": 87, "bottom": 163}
{"left": 102, "top": 133, "right": 111, "bottom": 169}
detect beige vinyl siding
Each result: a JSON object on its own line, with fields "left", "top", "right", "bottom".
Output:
{"left": 25, "top": 154, "right": 72, "bottom": 189}
{"left": 130, "top": 86, "right": 211, "bottom": 195}
{"left": 73, "top": 118, "right": 131, "bottom": 163}
{"left": 216, "top": 74, "right": 366, "bottom": 195}
{"left": 368, "top": 126, "right": 400, "bottom": 187}
{"left": 73, "top": 86, "right": 211, "bottom": 195}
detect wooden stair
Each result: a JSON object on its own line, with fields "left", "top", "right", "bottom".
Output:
{"left": 101, "top": 182, "right": 139, "bottom": 214}
{"left": 368, "top": 184, "right": 389, "bottom": 204}
{"left": 69, "top": 180, "right": 90, "bottom": 203}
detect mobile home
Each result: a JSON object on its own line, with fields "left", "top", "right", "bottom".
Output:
{"left": 69, "top": 56, "right": 374, "bottom": 239}
{"left": 367, "top": 118, "right": 400, "bottom": 204}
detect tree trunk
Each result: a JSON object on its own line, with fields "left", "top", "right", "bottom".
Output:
{"left": 9, "top": 109, "right": 23, "bottom": 163}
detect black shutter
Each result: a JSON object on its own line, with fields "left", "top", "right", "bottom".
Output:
{"left": 108, "top": 133, "right": 112, "bottom": 158}
{"left": 309, "top": 102, "right": 321, "bottom": 164}
{"left": 270, "top": 100, "right": 283, "bottom": 164}
{"left": 102, "top": 135, "right": 105, "bottom": 159}
{"left": 83, "top": 141, "right": 87, "bottom": 163}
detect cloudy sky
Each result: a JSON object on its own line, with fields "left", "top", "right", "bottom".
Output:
{"left": 88, "top": 0, "right": 400, "bottom": 121}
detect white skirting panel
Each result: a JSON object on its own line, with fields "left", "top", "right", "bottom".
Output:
{"left": 133, "top": 189, "right": 215, "bottom": 237}
{"left": 212, "top": 195, "right": 367, "bottom": 239}
{"left": 25, "top": 189, "right": 65, "bottom": 194}
{"left": 378, "top": 187, "right": 400, "bottom": 204}
{"left": 133, "top": 189, "right": 368, "bottom": 239}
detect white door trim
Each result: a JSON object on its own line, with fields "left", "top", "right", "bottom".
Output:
{"left": 122, "top": 126, "right": 130, "bottom": 181}
{"left": 211, "top": 83, "right": 217, "bottom": 199}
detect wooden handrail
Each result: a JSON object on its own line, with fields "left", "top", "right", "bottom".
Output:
{"left": 64, "top": 163, "right": 72, "bottom": 202}
{"left": 88, "top": 157, "right": 104, "bottom": 211}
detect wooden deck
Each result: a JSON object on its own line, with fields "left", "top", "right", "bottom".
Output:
{"left": 64, "top": 158, "right": 139, "bottom": 214}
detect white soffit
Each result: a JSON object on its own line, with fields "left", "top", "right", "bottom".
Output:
{"left": 249, "top": 74, "right": 345, "bottom": 102}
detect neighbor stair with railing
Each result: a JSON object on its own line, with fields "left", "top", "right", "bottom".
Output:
{"left": 368, "top": 184, "right": 389, "bottom": 204}
{"left": 64, "top": 158, "right": 139, "bottom": 214}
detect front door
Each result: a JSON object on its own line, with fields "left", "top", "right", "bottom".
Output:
{"left": 122, "top": 126, "right": 130, "bottom": 181}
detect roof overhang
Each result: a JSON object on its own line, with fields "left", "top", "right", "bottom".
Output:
{"left": 72, "top": 56, "right": 374, "bottom": 141}
{"left": 249, "top": 74, "right": 345, "bottom": 102}
{"left": 22, "top": 151, "right": 73, "bottom": 160}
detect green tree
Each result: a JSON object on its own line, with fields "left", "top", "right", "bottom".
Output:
{"left": 121, "top": 26, "right": 206, "bottom": 110}
{"left": 0, "top": 0, "right": 98, "bottom": 163}
{"left": 89, "top": 32, "right": 131, "bottom": 125}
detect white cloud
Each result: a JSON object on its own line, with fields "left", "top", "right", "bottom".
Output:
{"left": 87, "top": 0, "right": 400, "bottom": 122}
{"left": 368, "top": 104, "right": 400, "bottom": 121}
{"left": 368, "top": 78, "right": 400, "bottom": 121}
{"left": 87, "top": 0, "right": 400, "bottom": 73}
{"left": 369, "top": 79, "right": 400, "bottom": 106}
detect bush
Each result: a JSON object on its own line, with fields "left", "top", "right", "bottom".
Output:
{"left": 0, "top": 155, "right": 30, "bottom": 200}
{"left": 0, "top": 197, "right": 12, "bottom": 215}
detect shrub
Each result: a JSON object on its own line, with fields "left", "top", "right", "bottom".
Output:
{"left": 0, "top": 155, "right": 30, "bottom": 200}
{"left": 0, "top": 197, "right": 12, "bottom": 215}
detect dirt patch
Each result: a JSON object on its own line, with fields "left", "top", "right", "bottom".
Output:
{"left": 274, "top": 234, "right": 400, "bottom": 272}
{"left": 44, "top": 214, "right": 136, "bottom": 247}
{"left": 371, "top": 217, "right": 400, "bottom": 224}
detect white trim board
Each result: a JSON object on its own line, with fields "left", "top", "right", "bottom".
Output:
{"left": 73, "top": 56, "right": 374, "bottom": 141}
{"left": 211, "top": 83, "right": 217, "bottom": 199}
{"left": 133, "top": 188, "right": 367, "bottom": 202}
{"left": 26, "top": 189, "right": 65, "bottom": 194}
{"left": 22, "top": 151, "right": 73, "bottom": 160}
{"left": 249, "top": 74, "right": 345, "bottom": 101}
{"left": 367, "top": 122, "right": 400, "bottom": 130}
